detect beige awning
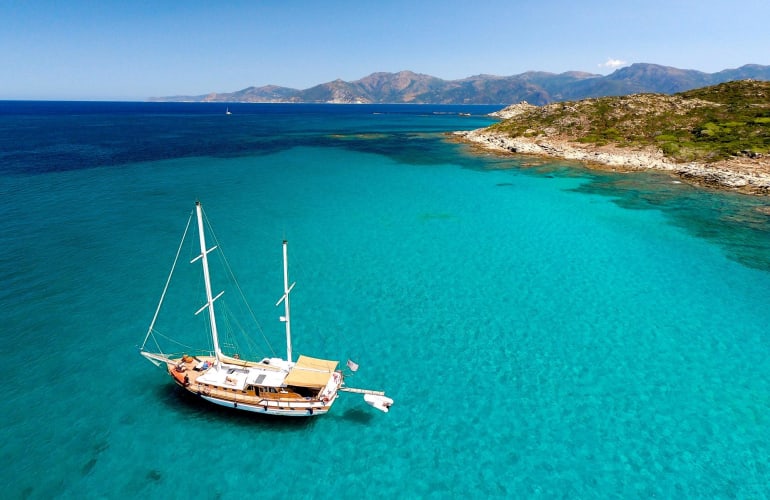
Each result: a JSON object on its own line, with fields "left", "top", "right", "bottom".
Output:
{"left": 285, "top": 355, "right": 339, "bottom": 388}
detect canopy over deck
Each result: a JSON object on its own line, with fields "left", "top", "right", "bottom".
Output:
{"left": 285, "top": 355, "right": 339, "bottom": 388}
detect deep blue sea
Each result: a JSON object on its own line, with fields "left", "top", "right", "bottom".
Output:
{"left": 2, "top": 101, "right": 770, "bottom": 498}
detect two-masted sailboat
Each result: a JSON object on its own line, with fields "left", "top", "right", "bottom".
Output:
{"left": 140, "top": 201, "right": 392, "bottom": 417}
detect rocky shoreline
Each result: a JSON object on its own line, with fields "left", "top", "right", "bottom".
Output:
{"left": 454, "top": 128, "right": 770, "bottom": 195}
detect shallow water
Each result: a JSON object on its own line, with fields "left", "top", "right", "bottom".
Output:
{"left": 1, "top": 102, "right": 769, "bottom": 498}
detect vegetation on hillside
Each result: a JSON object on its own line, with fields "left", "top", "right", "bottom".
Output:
{"left": 488, "top": 80, "right": 770, "bottom": 163}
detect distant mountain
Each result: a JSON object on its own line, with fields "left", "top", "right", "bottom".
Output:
{"left": 150, "top": 64, "right": 770, "bottom": 105}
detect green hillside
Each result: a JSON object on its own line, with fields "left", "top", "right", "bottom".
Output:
{"left": 488, "top": 80, "right": 770, "bottom": 163}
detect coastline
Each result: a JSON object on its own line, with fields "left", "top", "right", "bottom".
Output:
{"left": 454, "top": 129, "right": 770, "bottom": 196}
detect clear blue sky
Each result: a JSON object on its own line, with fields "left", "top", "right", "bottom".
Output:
{"left": 2, "top": 0, "right": 769, "bottom": 100}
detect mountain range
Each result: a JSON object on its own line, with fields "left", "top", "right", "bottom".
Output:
{"left": 151, "top": 63, "right": 770, "bottom": 105}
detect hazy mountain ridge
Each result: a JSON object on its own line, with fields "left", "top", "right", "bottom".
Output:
{"left": 151, "top": 64, "right": 770, "bottom": 105}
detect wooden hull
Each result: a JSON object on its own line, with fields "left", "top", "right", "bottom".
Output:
{"left": 166, "top": 356, "right": 339, "bottom": 417}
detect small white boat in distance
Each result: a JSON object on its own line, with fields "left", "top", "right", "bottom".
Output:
{"left": 225, "top": 106, "right": 232, "bottom": 115}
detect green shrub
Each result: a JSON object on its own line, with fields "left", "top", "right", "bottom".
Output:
{"left": 660, "top": 142, "right": 680, "bottom": 156}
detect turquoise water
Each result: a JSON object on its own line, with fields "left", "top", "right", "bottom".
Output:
{"left": 2, "top": 103, "right": 770, "bottom": 498}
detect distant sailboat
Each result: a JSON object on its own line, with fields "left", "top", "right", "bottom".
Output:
{"left": 139, "top": 201, "right": 392, "bottom": 417}
{"left": 225, "top": 107, "right": 232, "bottom": 115}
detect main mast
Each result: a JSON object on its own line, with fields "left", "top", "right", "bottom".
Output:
{"left": 192, "top": 201, "right": 223, "bottom": 365}
{"left": 276, "top": 240, "right": 295, "bottom": 363}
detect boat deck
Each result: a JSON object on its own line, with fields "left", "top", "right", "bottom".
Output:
{"left": 166, "top": 356, "right": 334, "bottom": 413}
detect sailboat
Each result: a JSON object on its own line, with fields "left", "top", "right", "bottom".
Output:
{"left": 140, "top": 201, "right": 392, "bottom": 416}
{"left": 225, "top": 106, "right": 232, "bottom": 115}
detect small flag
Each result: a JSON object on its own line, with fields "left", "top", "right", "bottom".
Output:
{"left": 346, "top": 359, "right": 359, "bottom": 372}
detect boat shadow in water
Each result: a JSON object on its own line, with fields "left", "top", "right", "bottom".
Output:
{"left": 158, "top": 384, "right": 315, "bottom": 429}
{"left": 340, "top": 407, "right": 376, "bottom": 425}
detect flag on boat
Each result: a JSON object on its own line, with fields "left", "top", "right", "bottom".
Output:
{"left": 346, "top": 359, "right": 359, "bottom": 372}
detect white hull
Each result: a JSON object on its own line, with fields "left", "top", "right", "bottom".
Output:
{"left": 200, "top": 394, "right": 330, "bottom": 416}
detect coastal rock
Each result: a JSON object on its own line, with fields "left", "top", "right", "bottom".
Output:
{"left": 454, "top": 129, "right": 770, "bottom": 194}
{"left": 455, "top": 81, "right": 770, "bottom": 194}
{"left": 489, "top": 101, "right": 539, "bottom": 119}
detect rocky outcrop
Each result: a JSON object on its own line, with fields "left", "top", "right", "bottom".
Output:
{"left": 455, "top": 129, "right": 770, "bottom": 194}
{"left": 488, "top": 101, "right": 540, "bottom": 119}
{"left": 456, "top": 81, "right": 770, "bottom": 194}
